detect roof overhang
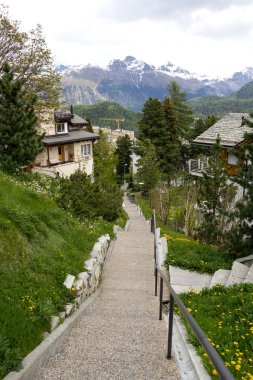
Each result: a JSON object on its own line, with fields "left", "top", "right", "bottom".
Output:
{"left": 192, "top": 139, "right": 238, "bottom": 149}
{"left": 43, "top": 131, "right": 99, "bottom": 147}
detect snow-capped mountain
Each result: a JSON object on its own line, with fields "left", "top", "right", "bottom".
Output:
{"left": 56, "top": 56, "right": 253, "bottom": 111}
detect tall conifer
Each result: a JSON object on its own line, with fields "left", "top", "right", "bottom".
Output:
{"left": 227, "top": 114, "right": 253, "bottom": 256}
{"left": 0, "top": 63, "right": 43, "bottom": 172}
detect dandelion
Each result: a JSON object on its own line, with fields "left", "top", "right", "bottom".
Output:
{"left": 212, "top": 369, "right": 218, "bottom": 375}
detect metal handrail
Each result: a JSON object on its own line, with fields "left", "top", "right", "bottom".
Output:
{"left": 151, "top": 210, "right": 234, "bottom": 380}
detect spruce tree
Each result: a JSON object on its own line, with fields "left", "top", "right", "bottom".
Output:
{"left": 0, "top": 63, "right": 43, "bottom": 172}
{"left": 138, "top": 97, "right": 166, "bottom": 143}
{"left": 227, "top": 114, "right": 253, "bottom": 257}
{"left": 114, "top": 135, "right": 132, "bottom": 182}
{"left": 162, "top": 96, "right": 181, "bottom": 175}
{"left": 196, "top": 137, "right": 235, "bottom": 246}
{"left": 167, "top": 81, "right": 193, "bottom": 137}
{"left": 135, "top": 140, "right": 161, "bottom": 195}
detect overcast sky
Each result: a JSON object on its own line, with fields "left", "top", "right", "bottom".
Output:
{"left": 3, "top": 0, "right": 253, "bottom": 78}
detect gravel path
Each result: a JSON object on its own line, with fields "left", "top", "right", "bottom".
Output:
{"left": 36, "top": 198, "right": 180, "bottom": 380}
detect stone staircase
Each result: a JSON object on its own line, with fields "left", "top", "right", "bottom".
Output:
{"left": 169, "top": 255, "right": 253, "bottom": 293}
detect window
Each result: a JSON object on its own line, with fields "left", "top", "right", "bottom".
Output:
{"left": 56, "top": 122, "right": 67, "bottom": 134}
{"left": 228, "top": 153, "right": 238, "bottom": 165}
{"left": 81, "top": 144, "right": 91, "bottom": 156}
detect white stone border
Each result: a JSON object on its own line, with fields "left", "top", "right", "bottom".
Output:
{"left": 164, "top": 314, "right": 210, "bottom": 380}
{"left": 4, "top": 233, "right": 114, "bottom": 380}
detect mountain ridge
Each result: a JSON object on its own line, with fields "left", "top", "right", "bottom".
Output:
{"left": 57, "top": 56, "right": 253, "bottom": 111}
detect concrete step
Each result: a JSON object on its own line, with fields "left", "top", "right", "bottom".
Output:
{"left": 226, "top": 261, "right": 249, "bottom": 286}
{"left": 209, "top": 269, "right": 231, "bottom": 288}
{"left": 244, "top": 264, "right": 253, "bottom": 283}
{"left": 169, "top": 265, "right": 212, "bottom": 294}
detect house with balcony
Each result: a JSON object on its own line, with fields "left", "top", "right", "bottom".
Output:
{"left": 188, "top": 113, "right": 253, "bottom": 178}
{"left": 34, "top": 110, "right": 99, "bottom": 177}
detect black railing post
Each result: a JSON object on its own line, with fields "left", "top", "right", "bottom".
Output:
{"left": 167, "top": 294, "right": 174, "bottom": 359}
{"left": 155, "top": 267, "right": 158, "bottom": 296}
{"left": 159, "top": 277, "right": 163, "bottom": 320}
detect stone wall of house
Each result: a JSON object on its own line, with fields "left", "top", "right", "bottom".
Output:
{"left": 38, "top": 115, "right": 55, "bottom": 136}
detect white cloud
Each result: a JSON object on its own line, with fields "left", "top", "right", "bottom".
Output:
{"left": 190, "top": 5, "right": 253, "bottom": 39}
{"left": 99, "top": 0, "right": 253, "bottom": 22}
{"left": 1, "top": 0, "right": 253, "bottom": 78}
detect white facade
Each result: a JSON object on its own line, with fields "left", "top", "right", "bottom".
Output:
{"left": 34, "top": 111, "right": 98, "bottom": 178}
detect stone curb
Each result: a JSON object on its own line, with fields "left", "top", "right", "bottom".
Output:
{"left": 124, "top": 219, "right": 130, "bottom": 231}
{"left": 4, "top": 238, "right": 116, "bottom": 380}
{"left": 164, "top": 314, "right": 210, "bottom": 380}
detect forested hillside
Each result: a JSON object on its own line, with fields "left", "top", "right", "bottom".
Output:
{"left": 73, "top": 101, "right": 142, "bottom": 132}
{"left": 188, "top": 96, "right": 253, "bottom": 117}
{"left": 236, "top": 80, "right": 253, "bottom": 99}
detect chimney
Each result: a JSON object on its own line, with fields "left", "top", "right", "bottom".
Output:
{"left": 70, "top": 105, "right": 74, "bottom": 118}
{"left": 241, "top": 115, "right": 245, "bottom": 126}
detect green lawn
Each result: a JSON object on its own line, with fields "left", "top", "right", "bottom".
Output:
{"left": 0, "top": 172, "right": 113, "bottom": 378}
{"left": 135, "top": 192, "right": 233, "bottom": 273}
{"left": 178, "top": 284, "right": 253, "bottom": 380}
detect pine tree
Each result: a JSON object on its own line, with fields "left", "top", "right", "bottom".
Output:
{"left": 135, "top": 140, "right": 161, "bottom": 195}
{"left": 162, "top": 96, "right": 181, "bottom": 175}
{"left": 84, "top": 117, "right": 94, "bottom": 133}
{"left": 196, "top": 137, "right": 235, "bottom": 246}
{"left": 227, "top": 114, "right": 253, "bottom": 256}
{"left": 0, "top": 63, "right": 43, "bottom": 172}
{"left": 138, "top": 97, "right": 166, "bottom": 143}
{"left": 93, "top": 131, "right": 118, "bottom": 185}
{"left": 167, "top": 81, "right": 193, "bottom": 137}
{"left": 114, "top": 135, "right": 132, "bottom": 182}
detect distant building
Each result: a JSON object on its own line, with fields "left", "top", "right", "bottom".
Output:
{"left": 92, "top": 126, "right": 135, "bottom": 145}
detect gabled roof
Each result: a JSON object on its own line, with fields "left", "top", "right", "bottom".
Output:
{"left": 54, "top": 111, "right": 88, "bottom": 126}
{"left": 43, "top": 130, "right": 99, "bottom": 146}
{"left": 193, "top": 113, "right": 253, "bottom": 148}
{"left": 69, "top": 114, "right": 88, "bottom": 126}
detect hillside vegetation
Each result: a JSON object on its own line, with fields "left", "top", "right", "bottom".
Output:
{"left": 188, "top": 96, "right": 253, "bottom": 117}
{"left": 73, "top": 101, "right": 142, "bottom": 132}
{"left": 0, "top": 172, "right": 113, "bottom": 378}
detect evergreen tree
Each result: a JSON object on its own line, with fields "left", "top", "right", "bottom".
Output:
{"left": 162, "top": 96, "right": 181, "bottom": 175}
{"left": 93, "top": 131, "right": 118, "bottom": 185}
{"left": 227, "top": 114, "right": 253, "bottom": 257}
{"left": 135, "top": 140, "right": 161, "bottom": 195}
{"left": 138, "top": 97, "right": 166, "bottom": 143}
{"left": 196, "top": 137, "right": 235, "bottom": 246}
{"left": 167, "top": 81, "right": 193, "bottom": 137}
{"left": 114, "top": 135, "right": 132, "bottom": 182}
{"left": 0, "top": 63, "right": 43, "bottom": 172}
{"left": 84, "top": 117, "right": 94, "bottom": 133}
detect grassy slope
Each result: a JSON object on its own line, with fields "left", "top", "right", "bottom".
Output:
{"left": 135, "top": 193, "right": 233, "bottom": 274}
{"left": 0, "top": 173, "right": 113, "bottom": 377}
{"left": 179, "top": 284, "right": 253, "bottom": 379}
